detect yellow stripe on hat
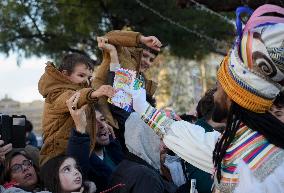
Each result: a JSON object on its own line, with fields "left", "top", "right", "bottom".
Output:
{"left": 217, "top": 56, "right": 273, "bottom": 113}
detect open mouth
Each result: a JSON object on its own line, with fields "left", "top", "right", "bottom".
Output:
{"left": 24, "top": 173, "right": 32, "bottom": 180}
{"left": 97, "top": 129, "right": 109, "bottom": 141}
{"left": 97, "top": 127, "right": 108, "bottom": 136}
{"left": 74, "top": 176, "right": 82, "bottom": 184}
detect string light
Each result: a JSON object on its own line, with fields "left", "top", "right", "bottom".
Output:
{"left": 189, "top": 0, "right": 235, "bottom": 26}
{"left": 135, "top": 0, "right": 230, "bottom": 52}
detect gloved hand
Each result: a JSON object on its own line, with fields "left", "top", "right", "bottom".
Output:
{"left": 125, "top": 87, "right": 149, "bottom": 115}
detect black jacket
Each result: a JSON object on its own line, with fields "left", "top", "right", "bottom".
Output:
{"left": 110, "top": 153, "right": 177, "bottom": 193}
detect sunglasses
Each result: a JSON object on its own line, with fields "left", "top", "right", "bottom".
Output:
{"left": 10, "top": 160, "right": 33, "bottom": 174}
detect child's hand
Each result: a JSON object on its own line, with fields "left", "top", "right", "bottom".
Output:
{"left": 97, "top": 37, "right": 117, "bottom": 53}
{"left": 97, "top": 36, "right": 119, "bottom": 64}
{"left": 140, "top": 35, "right": 162, "bottom": 51}
{"left": 92, "top": 85, "right": 115, "bottom": 98}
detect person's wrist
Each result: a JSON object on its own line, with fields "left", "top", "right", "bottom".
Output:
{"left": 91, "top": 90, "right": 99, "bottom": 98}
{"left": 109, "top": 49, "right": 117, "bottom": 56}
{"left": 110, "top": 51, "right": 118, "bottom": 62}
{"left": 140, "top": 35, "right": 146, "bottom": 44}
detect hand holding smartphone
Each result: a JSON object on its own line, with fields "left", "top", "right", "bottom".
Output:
{"left": 0, "top": 114, "right": 26, "bottom": 148}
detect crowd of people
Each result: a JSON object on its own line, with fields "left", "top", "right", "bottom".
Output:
{"left": 0, "top": 4, "right": 284, "bottom": 193}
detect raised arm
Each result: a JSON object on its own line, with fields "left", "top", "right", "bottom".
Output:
{"left": 97, "top": 37, "right": 120, "bottom": 72}
{"left": 52, "top": 86, "right": 114, "bottom": 114}
{"left": 130, "top": 88, "right": 220, "bottom": 174}
{"left": 66, "top": 93, "right": 91, "bottom": 175}
{"left": 104, "top": 30, "right": 162, "bottom": 51}
{"left": 104, "top": 30, "right": 141, "bottom": 47}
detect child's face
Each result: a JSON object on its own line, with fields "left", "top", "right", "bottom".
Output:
{"left": 59, "top": 158, "right": 82, "bottom": 193}
{"left": 67, "top": 63, "right": 93, "bottom": 84}
{"left": 140, "top": 50, "right": 157, "bottom": 72}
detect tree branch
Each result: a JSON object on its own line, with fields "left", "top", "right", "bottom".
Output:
{"left": 20, "top": 0, "right": 49, "bottom": 43}
{"left": 6, "top": 31, "right": 56, "bottom": 43}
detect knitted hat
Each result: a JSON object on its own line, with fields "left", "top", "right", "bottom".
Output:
{"left": 218, "top": 4, "right": 284, "bottom": 113}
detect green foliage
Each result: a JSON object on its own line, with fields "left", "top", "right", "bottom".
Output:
{"left": 0, "top": 0, "right": 235, "bottom": 62}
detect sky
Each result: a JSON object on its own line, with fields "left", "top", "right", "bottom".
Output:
{"left": 0, "top": 53, "right": 49, "bottom": 102}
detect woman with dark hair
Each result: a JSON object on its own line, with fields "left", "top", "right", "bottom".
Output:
{"left": 40, "top": 154, "right": 96, "bottom": 193}
{"left": 0, "top": 151, "right": 49, "bottom": 193}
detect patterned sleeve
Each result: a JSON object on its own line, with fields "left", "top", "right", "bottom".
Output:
{"left": 140, "top": 104, "right": 220, "bottom": 174}
{"left": 141, "top": 104, "right": 175, "bottom": 137}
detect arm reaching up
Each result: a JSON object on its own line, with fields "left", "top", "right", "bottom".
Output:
{"left": 128, "top": 88, "right": 221, "bottom": 174}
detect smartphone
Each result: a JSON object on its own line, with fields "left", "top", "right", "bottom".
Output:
{"left": 0, "top": 114, "right": 26, "bottom": 148}
{"left": 11, "top": 115, "right": 26, "bottom": 148}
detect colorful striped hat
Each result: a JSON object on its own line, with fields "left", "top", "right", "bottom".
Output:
{"left": 218, "top": 4, "right": 284, "bottom": 113}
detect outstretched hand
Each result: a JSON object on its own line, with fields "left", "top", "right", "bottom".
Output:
{"left": 97, "top": 37, "right": 116, "bottom": 53}
{"left": 66, "top": 92, "right": 88, "bottom": 134}
{"left": 92, "top": 85, "right": 115, "bottom": 98}
{"left": 124, "top": 87, "right": 148, "bottom": 115}
{"left": 140, "top": 35, "right": 162, "bottom": 51}
{"left": 97, "top": 37, "right": 119, "bottom": 64}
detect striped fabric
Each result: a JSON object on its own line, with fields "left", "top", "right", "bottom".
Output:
{"left": 267, "top": 47, "right": 284, "bottom": 70}
{"left": 141, "top": 104, "right": 175, "bottom": 137}
{"left": 220, "top": 124, "right": 280, "bottom": 184}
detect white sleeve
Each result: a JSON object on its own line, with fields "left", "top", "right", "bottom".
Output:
{"left": 163, "top": 120, "right": 221, "bottom": 174}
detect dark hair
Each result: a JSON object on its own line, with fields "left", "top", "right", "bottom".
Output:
{"left": 196, "top": 88, "right": 217, "bottom": 120}
{"left": 146, "top": 94, "right": 157, "bottom": 107}
{"left": 179, "top": 114, "right": 197, "bottom": 123}
{"left": 25, "top": 120, "right": 33, "bottom": 133}
{"left": 0, "top": 151, "right": 39, "bottom": 189}
{"left": 40, "top": 155, "right": 88, "bottom": 193}
{"left": 274, "top": 92, "right": 284, "bottom": 108}
{"left": 58, "top": 53, "right": 94, "bottom": 75}
{"left": 213, "top": 102, "right": 284, "bottom": 182}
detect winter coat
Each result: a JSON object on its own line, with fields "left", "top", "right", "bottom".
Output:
{"left": 92, "top": 30, "right": 157, "bottom": 129}
{"left": 38, "top": 63, "right": 98, "bottom": 166}
{"left": 109, "top": 153, "right": 177, "bottom": 193}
